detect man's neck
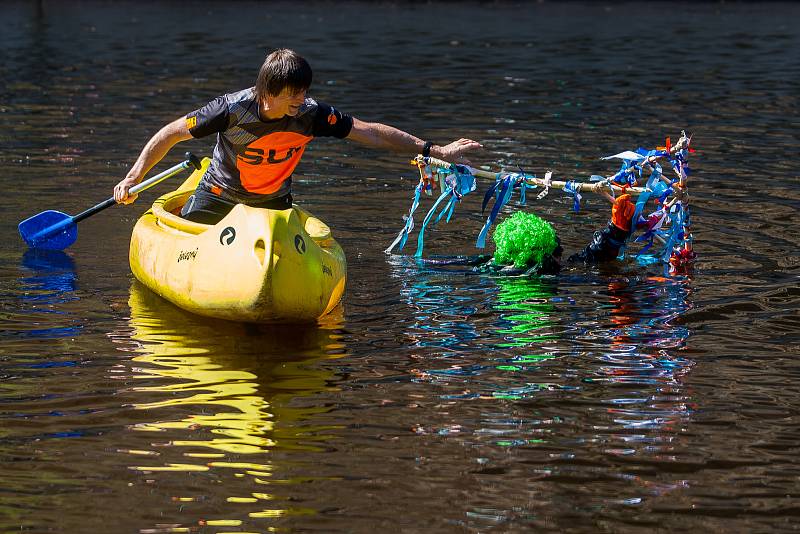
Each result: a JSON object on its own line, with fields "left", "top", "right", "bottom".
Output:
{"left": 260, "top": 103, "right": 284, "bottom": 120}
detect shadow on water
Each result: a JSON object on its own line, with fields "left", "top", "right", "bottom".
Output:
{"left": 112, "top": 282, "right": 348, "bottom": 529}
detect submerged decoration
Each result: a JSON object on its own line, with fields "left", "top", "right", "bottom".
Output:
{"left": 386, "top": 131, "right": 695, "bottom": 275}
{"left": 492, "top": 212, "right": 558, "bottom": 269}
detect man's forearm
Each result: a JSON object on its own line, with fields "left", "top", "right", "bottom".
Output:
{"left": 127, "top": 118, "right": 192, "bottom": 182}
{"left": 349, "top": 119, "right": 424, "bottom": 154}
{"left": 347, "top": 117, "right": 482, "bottom": 161}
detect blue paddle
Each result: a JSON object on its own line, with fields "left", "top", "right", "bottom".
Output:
{"left": 19, "top": 152, "right": 202, "bottom": 251}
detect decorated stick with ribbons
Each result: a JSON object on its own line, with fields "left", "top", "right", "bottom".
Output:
{"left": 421, "top": 156, "right": 651, "bottom": 195}
{"left": 386, "top": 131, "right": 695, "bottom": 275}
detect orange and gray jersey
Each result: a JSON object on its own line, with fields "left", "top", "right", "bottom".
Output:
{"left": 185, "top": 88, "right": 353, "bottom": 202}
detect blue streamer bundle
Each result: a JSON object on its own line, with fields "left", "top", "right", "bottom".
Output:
{"left": 412, "top": 165, "right": 477, "bottom": 256}
{"left": 476, "top": 173, "right": 518, "bottom": 248}
{"left": 385, "top": 181, "right": 424, "bottom": 254}
{"left": 562, "top": 181, "right": 582, "bottom": 213}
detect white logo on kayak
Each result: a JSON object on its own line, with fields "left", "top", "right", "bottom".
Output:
{"left": 220, "top": 227, "right": 236, "bottom": 246}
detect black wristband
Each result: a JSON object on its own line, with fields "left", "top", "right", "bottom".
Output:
{"left": 422, "top": 141, "right": 433, "bottom": 158}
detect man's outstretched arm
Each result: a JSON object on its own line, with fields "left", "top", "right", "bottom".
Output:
{"left": 346, "top": 117, "right": 481, "bottom": 161}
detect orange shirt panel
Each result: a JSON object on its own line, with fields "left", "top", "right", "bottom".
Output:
{"left": 236, "top": 131, "right": 313, "bottom": 194}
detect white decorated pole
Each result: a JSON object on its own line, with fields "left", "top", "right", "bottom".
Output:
{"left": 417, "top": 155, "right": 651, "bottom": 195}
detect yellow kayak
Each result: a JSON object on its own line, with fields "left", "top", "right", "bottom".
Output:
{"left": 129, "top": 157, "right": 346, "bottom": 323}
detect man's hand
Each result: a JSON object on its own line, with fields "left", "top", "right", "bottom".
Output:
{"left": 114, "top": 176, "right": 139, "bottom": 204}
{"left": 433, "top": 138, "right": 483, "bottom": 162}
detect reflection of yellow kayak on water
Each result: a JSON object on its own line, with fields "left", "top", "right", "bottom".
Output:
{"left": 126, "top": 280, "right": 343, "bottom": 458}
{"left": 129, "top": 157, "right": 346, "bottom": 323}
{"left": 125, "top": 281, "right": 344, "bottom": 526}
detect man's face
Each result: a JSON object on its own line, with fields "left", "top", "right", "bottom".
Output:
{"left": 265, "top": 87, "right": 307, "bottom": 118}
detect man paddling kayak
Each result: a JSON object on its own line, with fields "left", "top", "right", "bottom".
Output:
{"left": 114, "top": 48, "right": 482, "bottom": 223}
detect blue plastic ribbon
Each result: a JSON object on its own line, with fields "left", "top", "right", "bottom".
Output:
{"left": 415, "top": 188, "right": 454, "bottom": 257}
{"left": 634, "top": 209, "right": 668, "bottom": 257}
{"left": 481, "top": 180, "right": 500, "bottom": 214}
{"left": 562, "top": 180, "right": 582, "bottom": 212}
{"left": 410, "top": 165, "right": 477, "bottom": 257}
{"left": 385, "top": 182, "right": 423, "bottom": 253}
{"left": 658, "top": 206, "right": 685, "bottom": 263}
{"left": 476, "top": 174, "right": 515, "bottom": 248}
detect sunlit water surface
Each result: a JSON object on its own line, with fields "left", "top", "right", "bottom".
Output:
{"left": 1, "top": 2, "right": 798, "bottom": 532}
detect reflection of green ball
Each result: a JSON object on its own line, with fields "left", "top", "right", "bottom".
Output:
{"left": 492, "top": 212, "right": 558, "bottom": 268}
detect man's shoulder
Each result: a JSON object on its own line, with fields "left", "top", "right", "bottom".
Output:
{"left": 295, "top": 97, "right": 320, "bottom": 119}
{"left": 218, "top": 88, "right": 259, "bottom": 125}
{"left": 223, "top": 87, "right": 257, "bottom": 106}
{"left": 295, "top": 98, "right": 346, "bottom": 124}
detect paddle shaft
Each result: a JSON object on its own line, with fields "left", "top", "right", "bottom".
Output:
{"left": 29, "top": 153, "right": 201, "bottom": 242}
{"left": 423, "top": 156, "right": 649, "bottom": 195}
{"left": 72, "top": 158, "right": 196, "bottom": 224}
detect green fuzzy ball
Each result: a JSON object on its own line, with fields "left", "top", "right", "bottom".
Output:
{"left": 492, "top": 212, "right": 558, "bottom": 268}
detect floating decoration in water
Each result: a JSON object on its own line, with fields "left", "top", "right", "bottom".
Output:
{"left": 386, "top": 131, "right": 695, "bottom": 276}
{"left": 492, "top": 211, "right": 558, "bottom": 269}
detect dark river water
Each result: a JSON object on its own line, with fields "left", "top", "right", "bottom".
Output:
{"left": 2, "top": 1, "right": 799, "bottom": 532}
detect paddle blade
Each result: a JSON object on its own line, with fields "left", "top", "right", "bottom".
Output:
{"left": 18, "top": 210, "right": 78, "bottom": 250}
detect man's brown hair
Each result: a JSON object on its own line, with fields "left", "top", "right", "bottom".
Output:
{"left": 255, "top": 49, "right": 312, "bottom": 104}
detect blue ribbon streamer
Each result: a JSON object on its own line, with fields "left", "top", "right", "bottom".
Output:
{"left": 385, "top": 182, "right": 424, "bottom": 253}
{"left": 415, "top": 188, "right": 454, "bottom": 257}
{"left": 481, "top": 181, "right": 500, "bottom": 214}
{"left": 562, "top": 180, "right": 582, "bottom": 212}
{"left": 476, "top": 175, "right": 515, "bottom": 248}
{"left": 409, "top": 165, "right": 477, "bottom": 257}
{"left": 658, "top": 204, "right": 686, "bottom": 264}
